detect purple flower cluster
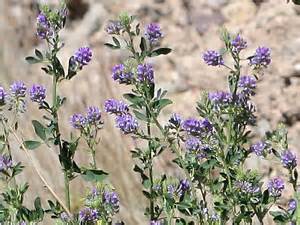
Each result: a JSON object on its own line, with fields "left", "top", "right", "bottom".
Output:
{"left": 267, "top": 177, "right": 285, "bottom": 197}
{"left": 106, "top": 20, "right": 123, "bottom": 35}
{"left": 78, "top": 207, "right": 99, "bottom": 223}
{"left": 185, "top": 137, "right": 201, "bottom": 152}
{"left": 249, "top": 47, "right": 271, "bottom": 67}
{"left": 168, "top": 113, "right": 182, "bottom": 128}
{"left": 137, "top": 63, "right": 154, "bottom": 83}
{"left": 0, "top": 86, "right": 7, "bottom": 106}
{"left": 112, "top": 64, "right": 133, "bottom": 84}
{"left": 235, "top": 181, "right": 260, "bottom": 194}
{"left": 29, "top": 84, "right": 46, "bottom": 104}
{"left": 167, "top": 184, "right": 175, "bottom": 197}
{"left": 0, "top": 154, "right": 13, "bottom": 171}
{"left": 150, "top": 220, "right": 163, "bottom": 225}
{"left": 74, "top": 47, "right": 92, "bottom": 67}
{"left": 238, "top": 76, "right": 256, "bottom": 96}
{"left": 231, "top": 34, "right": 247, "bottom": 53}
{"left": 288, "top": 199, "right": 297, "bottom": 212}
{"left": 203, "top": 50, "right": 224, "bottom": 66}
{"left": 86, "top": 106, "right": 102, "bottom": 125}
{"left": 10, "top": 81, "right": 27, "bottom": 98}
{"left": 208, "top": 91, "right": 232, "bottom": 106}
{"left": 145, "top": 23, "right": 163, "bottom": 44}
{"left": 70, "top": 106, "right": 103, "bottom": 129}
{"left": 104, "top": 99, "right": 129, "bottom": 115}
{"left": 70, "top": 113, "right": 86, "bottom": 129}
{"left": 60, "top": 212, "right": 71, "bottom": 222}
{"left": 115, "top": 114, "right": 138, "bottom": 134}
{"left": 281, "top": 150, "right": 297, "bottom": 169}
{"left": 182, "top": 118, "right": 213, "bottom": 137}
{"left": 105, "top": 99, "right": 138, "bottom": 134}
{"left": 103, "top": 191, "right": 120, "bottom": 210}
{"left": 177, "top": 179, "right": 190, "bottom": 196}
{"left": 36, "top": 13, "right": 53, "bottom": 39}
{"left": 250, "top": 141, "right": 267, "bottom": 156}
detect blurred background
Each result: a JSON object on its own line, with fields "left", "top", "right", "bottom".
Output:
{"left": 1, "top": 0, "right": 300, "bottom": 224}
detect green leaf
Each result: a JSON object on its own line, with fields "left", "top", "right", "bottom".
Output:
{"left": 123, "top": 93, "right": 144, "bottom": 105}
{"left": 66, "top": 56, "right": 77, "bottom": 80}
{"left": 82, "top": 169, "right": 108, "bottom": 182}
{"left": 32, "top": 120, "right": 47, "bottom": 141}
{"left": 292, "top": 0, "right": 300, "bottom": 5}
{"left": 140, "top": 37, "right": 147, "bottom": 52}
{"left": 133, "top": 110, "right": 148, "bottom": 122}
{"left": 175, "top": 218, "right": 187, "bottom": 225}
{"left": 150, "top": 48, "right": 172, "bottom": 57}
{"left": 113, "top": 37, "right": 120, "bottom": 47}
{"left": 153, "top": 99, "right": 172, "bottom": 112}
{"left": 104, "top": 43, "right": 120, "bottom": 49}
{"left": 25, "top": 56, "right": 41, "bottom": 64}
{"left": 35, "top": 49, "right": 43, "bottom": 60}
{"left": 135, "top": 23, "right": 140, "bottom": 35}
{"left": 23, "top": 140, "right": 41, "bottom": 150}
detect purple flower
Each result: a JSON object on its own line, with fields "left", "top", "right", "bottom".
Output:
{"left": 0, "top": 86, "right": 7, "bottom": 106}
{"left": 169, "top": 113, "right": 182, "bottom": 127}
{"left": 74, "top": 47, "right": 92, "bottom": 66}
{"left": 288, "top": 199, "right": 297, "bottom": 212}
{"left": 103, "top": 191, "right": 119, "bottom": 210}
{"left": 86, "top": 106, "right": 102, "bottom": 125}
{"left": 150, "top": 220, "right": 163, "bottom": 225}
{"left": 231, "top": 34, "right": 247, "bottom": 53}
{"left": 79, "top": 207, "right": 99, "bottom": 222}
{"left": 235, "top": 181, "right": 260, "bottom": 194}
{"left": 249, "top": 47, "right": 271, "bottom": 67}
{"left": 104, "top": 99, "right": 129, "bottom": 115}
{"left": 281, "top": 150, "right": 297, "bottom": 169}
{"left": 0, "top": 154, "right": 13, "bottom": 171}
{"left": 36, "top": 13, "right": 53, "bottom": 39}
{"left": 29, "top": 84, "right": 46, "bottom": 104}
{"left": 238, "top": 76, "right": 256, "bottom": 96}
{"left": 60, "top": 212, "right": 71, "bottom": 222}
{"left": 91, "top": 187, "right": 100, "bottom": 197}
{"left": 268, "top": 177, "right": 285, "bottom": 197}
{"left": 115, "top": 114, "right": 138, "bottom": 134}
{"left": 112, "top": 64, "right": 133, "bottom": 84}
{"left": 19, "top": 222, "right": 26, "bottom": 225}
{"left": 145, "top": 23, "right": 163, "bottom": 44}
{"left": 250, "top": 141, "right": 267, "bottom": 156}
{"left": 203, "top": 50, "right": 224, "bottom": 66}
{"left": 210, "top": 213, "right": 219, "bottom": 221}
{"left": 137, "top": 63, "right": 154, "bottom": 83}
{"left": 70, "top": 113, "right": 86, "bottom": 129}
{"left": 182, "top": 118, "right": 213, "bottom": 137}
{"left": 208, "top": 91, "right": 232, "bottom": 106}
{"left": 106, "top": 20, "right": 123, "bottom": 35}
{"left": 10, "top": 81, "right": 26, "bottom": 98}
{"left": 185, "top": 137, "right": 201, "bottom": 152}
{"left": 167, "top": 184, "right": 176, "bottom": 197}
{"left": 177, "top": 179, "right": 190, "bottom": 196}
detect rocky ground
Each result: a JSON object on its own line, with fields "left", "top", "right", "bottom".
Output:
{"left": 1, "top": 0, "right": 300, "bottom": 224}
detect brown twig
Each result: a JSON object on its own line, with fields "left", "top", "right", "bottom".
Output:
{"left": 9, "top": 127, "right": 71, "bottom": 216}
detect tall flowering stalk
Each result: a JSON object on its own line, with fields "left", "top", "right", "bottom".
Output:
{"left": 105, "top": 12, "right": 172, "bottom": 221}
{"left": 25, "top": 3, "right": 108, "bottom": 215}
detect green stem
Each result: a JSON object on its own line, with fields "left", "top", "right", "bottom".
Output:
{"left": 91, "top": 148, "right": 97, "bottom": 169}
{"left": 52, "top": 74, "right": 71, "bottom": 210}
{"left": 146, "top": 107, "right": 155, "bottom": 220}
{"left": 64, "top": 172, "right": 71, "bottom": 210}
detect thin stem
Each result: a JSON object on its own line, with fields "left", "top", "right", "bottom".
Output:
{"left": 52, "top": 74, "right": 71, "bottom": 210}
{"left": 146, "top": 106, "right": 155, "bottom": 220}
{"left": 9, "top": 126, "right": 71, "bottom": 216}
